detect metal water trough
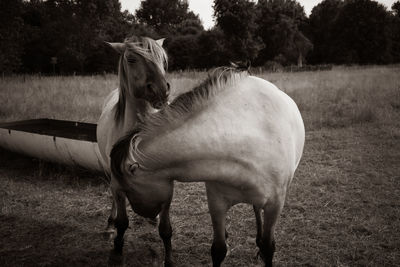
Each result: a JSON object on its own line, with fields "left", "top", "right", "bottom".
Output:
{"left": 0, "top": 119, "right": 103, "bottom": 172}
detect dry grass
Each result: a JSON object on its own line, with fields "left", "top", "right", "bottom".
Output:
{"left": 0, "top": 65, "right": 399, "bottom": 266}
{"left": 0, "top": 74, "right": 117, "bottom": 123}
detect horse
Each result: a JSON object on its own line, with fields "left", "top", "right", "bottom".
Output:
{"left": 96, "top": 36, "right": 169, "bottom": 235}
{"left": 110, "top": 68, "right": 305, "bottom": 267}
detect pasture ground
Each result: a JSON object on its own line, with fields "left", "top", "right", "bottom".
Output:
{"left": 0, "top": 66, "right": 399, "bottom": 266}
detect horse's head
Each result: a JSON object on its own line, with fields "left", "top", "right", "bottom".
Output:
{"left": 110, "top": 134, "right": 173, "bottom": 219}
{"left": 122, "top": 166, "right": 174, "bottom": 219}
{"left": 107, "top": 36, "right": 169, "bottom": 109}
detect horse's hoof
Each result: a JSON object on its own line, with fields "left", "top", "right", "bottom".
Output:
{"left": 108, "top": 250, "right": 125, "bottom": 266}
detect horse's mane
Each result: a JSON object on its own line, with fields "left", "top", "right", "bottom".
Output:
{"left": 137, "top": 67, "right": 249, "bottom": 139}
{"left": 115, "top": 36, "right": 168, "bottom": 122}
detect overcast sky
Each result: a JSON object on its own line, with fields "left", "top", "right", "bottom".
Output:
{"left": 120, "top": 0, "right": 398, "bottom": 29}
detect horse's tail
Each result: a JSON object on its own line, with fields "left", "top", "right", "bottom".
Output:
{"left": 110, "top": 130, "right": 139, "bottom": 188}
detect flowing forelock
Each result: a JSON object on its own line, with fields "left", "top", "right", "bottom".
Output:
{"left": 125, "top": 36, "right": 168, "bottom": 74}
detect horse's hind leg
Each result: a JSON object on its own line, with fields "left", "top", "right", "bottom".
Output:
{"left": 158, "top": 198, "right": 174, "bottom": 267}
{"left": 103, "top": 171, "right": 117, "bottom": 238}
{"left": 206, "top": 184, "right": 229, "bottom": 267}
{"left": 259, "top": 197, "right": 283, "bottom": 267}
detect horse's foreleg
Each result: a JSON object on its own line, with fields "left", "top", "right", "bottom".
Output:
{"left": 108, "top": 189, "right": 129, "bottom": 266}
{"left": 113, "top": 190, "right": 129, "bottom": 254}
{"left": 253, "top": 205, "right": 263, "bottom": 249}
{"left": 259, "top": 197, "right": 283, "bottom": 267}
{"left": 105, "top": 195, "right": 117, "bottom": 238}
{"left": 206, "top": 185, "right": 229, "bottom": 267}
{"left": 158, "top": 199, "right": 174, "bottom": 267}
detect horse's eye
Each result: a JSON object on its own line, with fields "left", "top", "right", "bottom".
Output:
{"left": 127, "top": 58, "right": 136, "bottom": 64}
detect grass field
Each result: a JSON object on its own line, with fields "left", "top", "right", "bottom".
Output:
{"left": 0, "top": 66, "right": 399, "bottom": 266}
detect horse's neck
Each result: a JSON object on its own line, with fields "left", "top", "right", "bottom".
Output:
{"left": 136, "top": 113, "right": 236, "bottom": 170}
{"left": 136, "top": 133, "right": 255, "bottom": 188}
{"left": 120, "top": 97, "right": 146, "bottom": 132}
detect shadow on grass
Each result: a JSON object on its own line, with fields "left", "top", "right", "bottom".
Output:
{"left": 0, "top": 148, "right": 107, "bottom": 188}
{"left": 0, "top": 148, "right": 169, "bottom": 266}
{"left": 0, "top": 214, "right": 163, "bottom": 267}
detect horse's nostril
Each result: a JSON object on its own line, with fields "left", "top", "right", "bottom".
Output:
{"left": 154, "top": 102, "right": 163, "bottom": 109}
{"left": 146, "top": 84, "right": 157, "bottom": 99}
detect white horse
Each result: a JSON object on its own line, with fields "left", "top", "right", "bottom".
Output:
{"left": 110, "top": 68, "right": 305, "bottom": 267}
{"left": 97, "top": 36, "right": 169, "bottom": 234}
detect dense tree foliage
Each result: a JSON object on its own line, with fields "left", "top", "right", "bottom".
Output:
{"left": 308, "top": 0, "right": 343, "bottom": 63}
{"left": 331, "top": 0, "right": 392, "bottom": 64}
{"left": 390, "top": 1, "right": 400, "bottom": 61}
{"left": 1, "top": 0, "right": 400, "bottom": 73}
{"left": 196, "top": 29, "right": 231, "bottom": 68}
{"left": 0, "top": 0, "right": 25, "bottom": 73}
{"left": 10, "top": 0, "right": 130, "bottom": 74}
{"left": 136, "top": 0, "right": 203, "bottom": 35}
{"left": 213, "top": 0, "right": 261, "bottom": 61}
{"left": 256, "top": 0, "right": 312, "bottom": 66}
{"left": 307, "top": 0, "right": 398, "bottom": 64}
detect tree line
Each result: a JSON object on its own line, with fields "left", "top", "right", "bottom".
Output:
{"left": 1, "top": 0, "right": 400, "bottom": 74}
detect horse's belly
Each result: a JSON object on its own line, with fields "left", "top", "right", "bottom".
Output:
{"left": 205, "top": 180, "right": 270, "bottom": 207}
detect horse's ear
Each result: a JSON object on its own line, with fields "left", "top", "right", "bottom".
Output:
{"left": 156, "top": 38, "right": 166, "bottom": 47}
{"left": 128, "top": 162, "right": 140, "bottom": 175}
{"left": 105, "top": 42, "right": 126, "bottom": 54}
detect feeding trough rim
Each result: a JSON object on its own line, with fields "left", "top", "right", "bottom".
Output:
{"left": 0, "top": 118, "right": 97, "bottom": 142}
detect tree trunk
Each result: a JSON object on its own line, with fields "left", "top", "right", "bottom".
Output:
{"left": 297, "top": 51, "right": 303, "bottom": 67}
